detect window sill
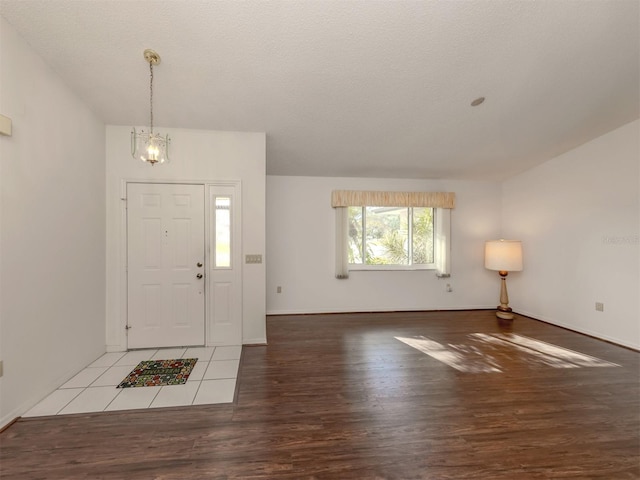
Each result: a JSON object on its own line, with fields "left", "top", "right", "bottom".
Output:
{"left": 348, "top": 265, "right": 436, "bottom": 272}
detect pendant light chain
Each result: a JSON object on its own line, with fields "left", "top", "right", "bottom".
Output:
{"left": 149, "top": 61, "right": 154, "bottom": 134}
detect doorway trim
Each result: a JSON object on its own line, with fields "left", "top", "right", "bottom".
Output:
{"left": 117, "top": 178, "right": 242, "bottom": 351}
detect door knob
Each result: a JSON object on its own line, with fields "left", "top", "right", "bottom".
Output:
{"left": 196, "top": 273, "right": 203, "bottom": 279}
{"left": 197, "top": 262, "right": 203, "bottom": 267}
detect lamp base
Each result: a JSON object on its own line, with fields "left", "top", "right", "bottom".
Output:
{"left": 496, "top": 307, "right": 514, "bottom": 321}
{"left": 495, "top": 271, "right": 515, "bottom": 320}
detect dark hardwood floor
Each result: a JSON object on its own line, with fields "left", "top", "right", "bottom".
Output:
{"left": 1, "top": 310, "right": 639, "bottom": 479}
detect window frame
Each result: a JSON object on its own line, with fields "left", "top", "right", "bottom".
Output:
{"left": 348, "top": 205, "right": 436, "bottom": 271}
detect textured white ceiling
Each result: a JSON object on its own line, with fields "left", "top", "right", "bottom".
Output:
{"left": 1, "top": 0, "right": 638, "bottom": 180}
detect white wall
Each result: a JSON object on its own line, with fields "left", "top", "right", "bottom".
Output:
{"left": 267, "top": 176, "right": 502, "bottom": 314}
{"left": 0, "top": 17, "right": 106, "bottom": 427}
{"left": 105, "top": 126, "right": 266, "bottom": 349}
{"left": 503, "top": 120, "right": 639, "bottom": 349}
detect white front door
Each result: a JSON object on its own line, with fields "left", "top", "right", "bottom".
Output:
{"left": 127, "top": 183, "right": 205, "bottom": 348}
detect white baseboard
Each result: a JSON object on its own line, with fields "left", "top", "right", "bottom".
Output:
{"left": 515, "top": 309, "right": 639, "bottom": 350}
{"left": 106, "top": 345, "right": 126, "bottom": 353}
{"left": 266, "top": 305, "right": 495, "bottom": 316}
{"left": 242, "top": 337, "right": 267, "bottom": 345}
{"left": 265, "top": 307, "right": 638, "bottom": 350}
{"left": 0, "top": 358, "right": 97, "bottom": 430}
{"left": 1, "top": 405, "right": 24, "bottom": 432}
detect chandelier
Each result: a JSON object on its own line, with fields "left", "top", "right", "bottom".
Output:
{"left": 131, "top": 49, "right": 170, "bottom": 165}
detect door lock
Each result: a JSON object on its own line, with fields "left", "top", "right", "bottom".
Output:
{"left": 196, "top": 273, "right": 203, "bottom": 279}
{"left": 197, "top": 262, "right": 203, "bottom": 267}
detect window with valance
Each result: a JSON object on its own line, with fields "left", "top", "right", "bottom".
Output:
{"left": 332, "top": 190, "right": 454, "bottom": 278}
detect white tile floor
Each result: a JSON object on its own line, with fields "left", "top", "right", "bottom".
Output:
{"left": 24, "top": 346, "right": 241, "bottom": 417}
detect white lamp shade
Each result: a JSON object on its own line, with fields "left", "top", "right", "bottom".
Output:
{"left": 485, "top": 239, "right": 523, "bottom": 272}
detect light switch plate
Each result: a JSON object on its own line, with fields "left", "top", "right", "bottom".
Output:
{"left": 245, "top": 254, "right": 262, "bottom": 264}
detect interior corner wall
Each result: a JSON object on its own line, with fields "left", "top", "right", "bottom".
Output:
{"left": 502, "top": 120, "right": 640, "bottom": 349}
{"left": 266, "top": 175, "right": 502, "bottom": 314}
{"left": 0, "top": 17, "right": 106, "bottom": 427}
{"left": 105, "top": 126, "right": 266, "bottom": 350}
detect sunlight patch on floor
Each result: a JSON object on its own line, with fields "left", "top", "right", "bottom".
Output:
{"left": 395, "top": 333, "right": 619, "bottom": 373}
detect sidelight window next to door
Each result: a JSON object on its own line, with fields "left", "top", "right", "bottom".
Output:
{"left": 207, "top": 185, "right": 242, "bottom": 346}
{"left": 214, "top": 197, "right": 231, "bottom": 268}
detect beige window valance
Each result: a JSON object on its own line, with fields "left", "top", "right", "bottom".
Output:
{"left": 331, "top": 190, "right": 455, "bottom": 209}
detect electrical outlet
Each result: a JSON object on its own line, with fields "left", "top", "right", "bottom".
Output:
{"left": 446, "top": 283, "right": 453, "bottom": 292}
{"left": 277, "top": 286, "right": 282, "bottom": 293}
{"left": 595, "top": 302, "right": 604, "bottom": 312}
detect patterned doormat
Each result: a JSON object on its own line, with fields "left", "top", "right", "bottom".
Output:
{"left": 117, "top": 358, "right": 198, "bottom": 388}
